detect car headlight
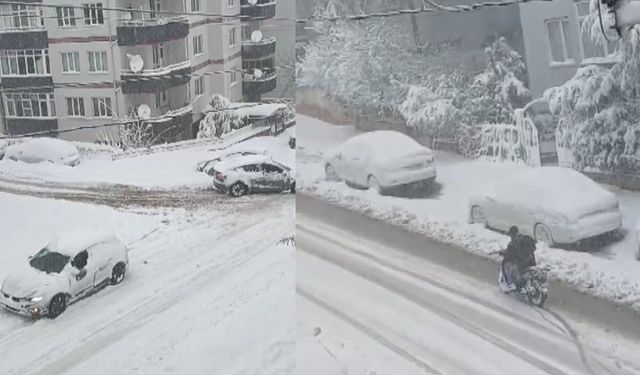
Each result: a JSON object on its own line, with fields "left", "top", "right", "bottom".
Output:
{"left": 29, "top": 296, "right": 43, "bottom": 303}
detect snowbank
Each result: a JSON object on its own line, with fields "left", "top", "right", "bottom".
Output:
{"left": 5, "top": 138, "right": 79, "bottom": 166}
{"left": 297, "top": 115, "right": 640, "bottom": 312}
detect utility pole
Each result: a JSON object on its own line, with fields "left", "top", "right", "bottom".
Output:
{"left": 406, "top": 0, "right": 421, "bottom": 48}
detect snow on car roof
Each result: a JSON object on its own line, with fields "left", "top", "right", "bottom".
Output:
{"left": 213, "top": 154, "right": 274, "bottom": 171}
{"left": 47, "top": 229, "right": 121, "bottom": 257}
{"left": 340, "top": 131, "right": 426, "bottom": 158}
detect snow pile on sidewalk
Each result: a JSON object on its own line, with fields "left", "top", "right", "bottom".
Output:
{"left": 297, "top": 114, "right": 640, "bottom": 312}
{"left": 0, "top": 129, "right": 295, "bottom": 190}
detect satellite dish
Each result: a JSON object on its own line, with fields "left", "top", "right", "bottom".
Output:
{"left": 254, "top": 69, "right": 263, "bottom": 79}
{"left": 137, "top": 104, "right": 151, "bottom": 120}
{"left": 250, "top": 30, "right": 263, "bottom": 43}
{"left": 129, "top": 55, "right": 144, "bottom": 73}
{"left": 121, "top": 12, "right": 132, "bottom": 21}
{"left": 248, "top": 0, "right": 257, "bottom": 4}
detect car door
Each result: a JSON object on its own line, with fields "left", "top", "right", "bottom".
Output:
{"left": 88, "top": 244, "right": 113, "bottom": 286}
{"left": 242, "top": 164, "right": 264, "bottom": 192}
{"left": 68, "top": 250, "right": 96, "bottom": 298}
{"left": 261, "top": 163, "right": 287, "bottom": 192}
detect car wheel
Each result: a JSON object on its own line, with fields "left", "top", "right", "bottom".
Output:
{"left": 367, "top": 175, "right": 383, "bottom": 195}
{"left": 325, "top": 164, "right": 339, "bottom": 181}
{"left": 47, "top": 294, "right": 67, "bottom": 319}
{"left": 111, "top": 262, "right": 126, "bottom": 285}
{"left": 289, "top": 182, "right": 296, "bottom": 194}
{"left": 229, "top": 182, "right": 248, "bottom": 197}
{"left": 534, "top": 224, "right": 555, "bottom": 246}
{"left": 470, "top": 206, "right": 488, "bottom": 227}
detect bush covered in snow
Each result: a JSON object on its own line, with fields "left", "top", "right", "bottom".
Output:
{"left": 197, "top": 94, "right": 246, "bottom": 139}
{"left": 544, "top": 0, "right": 640, "bottom": 173}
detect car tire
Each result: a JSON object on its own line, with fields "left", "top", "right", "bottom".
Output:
{"left": 111, "top": 262, "right": 126, "bottom": 285}
{"left": 325, "top": 164, "right": 339, "bottom": 181}
{"left": 367, "top": 175, "right": 383, "bottom": 195}
{"left": 534, "top": 224, "right": 555, "bottom": 246}
{"left": 470, "top": 206, "right": 488, "bottom": 227}
{"left": 229, "top": 182, "right": 248, "bottom": 197}
{"left": 289, "top": 182, "right": 296, "bottom": 194}
{"left": 47, "top": 294, "right": 67, "bottom": 319}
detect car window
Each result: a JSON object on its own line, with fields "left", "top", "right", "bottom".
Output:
{"left": 29, "top": 248, "right": 70, "bottom": 274}
{"left": 242, "top": 164, "right": 261, "bottom": 173}
{"left": 263, "top": 163, "right": 284, "bottom": 174}
{"left": 72, "top": 250, "right": 89, "bottom": 270}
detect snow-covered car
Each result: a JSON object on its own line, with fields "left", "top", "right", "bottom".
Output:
{"left": 4, "top": 137, "right": 80, "bottom": 166}
{"left": 469, "top": 167, "right": 622, "bottom": 246}
{"left": 0, "top": 140, "right": 7, "bottom": 160}
{"left": 196, "top": 146, "right": 268, "bottom": 176}
{"left": 0, "top": 231, "right": 129, "bottom": 319}
{"left": 211, "top": 155, "right": 295, "bottom": 197}
{"left": 324, "top": 130, "right": 437, "bottom": 194}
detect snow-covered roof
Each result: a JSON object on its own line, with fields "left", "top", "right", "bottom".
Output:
{"left": 47, "top": 229, "right": 120, "bottom": 257}
{"left": 228, "top": 102, "right": 287, "bottom": 118}
{"left": 225, "top": 144, "right": 268, "bottom": 155}
{"left": 213, "top": 154, "right": 273, "bottom": 171}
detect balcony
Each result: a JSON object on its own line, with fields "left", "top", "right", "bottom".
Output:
{"left": 116, "top": 17, "right": 189, "bottom": 46}
{"left": 243, "top": 71, "right": 277, "bottom": 100}
{"left": 5, "top": 118, "right": 58, "bottom": 136}
{"left": 0, "top": 29, "right": 47, "bottom": 49}
{"left": 241, "top": 37, "right": 276, "bottom": 61}
{"left": 146, "top": 104, "right": 193, "bottom": 143}
{"left": 240, "top": 0, "right": 276, "bottom": 20}
{"left": 121, "top": 60, "right": 192, "bottom": 94}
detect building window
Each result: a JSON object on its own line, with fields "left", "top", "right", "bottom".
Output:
{"left": 88, "top": 51, "right": 108, "bottom": 72}
{"left": 545, "top": 18, "right": 576, "bottom": 64}
{"left": 576, "top": 1, "right": 617, "bottom": 61}
{"left": 230, "top": 65, "right": 238, "bottom": 85}
{"left": 83, "top": 3, "right": 104, "bottom": 25}
{"left": 61, "top": 52, "right": 81, "bottom": 73}
{"left": 0, "top": 50, "right": 50, "bottom": 76}
{"left": 4, "top": 93, "right": 56, "bottom": 118}
{"left": 241, "top": 25, "right": 251, "bottom": 41}
{"left": 66, "top": 97, "right": 85, "bottom": 117}
{"left": 191, "top": 0, "right": 200, "bottom": 12}
{"left": 193, "top": 35, "right": 203, "bottom": 55}
{"left": 56, "top": 6, "right": 76, "bottom": 27}
{"left": 92, "top": 97, "right": 112, "bottom": 117}
{"left": 0, "top": 4, "right": 43, "bottom": 31}
{"left": 187, "top": 81, "right": 192, "bottom": 102}
{"left": 229, "top": 27, "right": 237, "bottom": 46}
{"left": 155, "top": 91, "right": 168, "bottom": 109}
{"left": 228, "top": 0, "right": 234, "bottom": 7}
{"left": 195, "top": 76, "right": 204, "bottom": 96}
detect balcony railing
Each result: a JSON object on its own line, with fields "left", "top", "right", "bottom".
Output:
{"left": 116, "top": 16, "right": 189, "bottom": 46}
{"left": 241, "top": 37, "right": 276, "bottom": 60}
{"left": 121, "top": 60, "right": 192, "bottom": 94}
{"left": 240, "top": 0, "right": 276, "bottom": 20}
{"left": 243, "top": 71, "right": 277, "bottom": 98}
{"left": 146, "top": 104, "right": 194, "bottom": 143}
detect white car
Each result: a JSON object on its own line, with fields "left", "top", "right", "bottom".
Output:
{"left": 469, "top": 167, "right": 622, "bottom": 246}
{"left": 4, "top": 138, "right": 80, "bottom": 166}
{"left": 324, "top": 131, "right": 437, "bottom": 194}
{"left": 211, "top": 155, "right": 295, "bottom": 197}
{"left": 196, "top": 146, "right": 268, "bottom": 176}
{"left": 0, "top": 231, "right": 129, "bottom": 319}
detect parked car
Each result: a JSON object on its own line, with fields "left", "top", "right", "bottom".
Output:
{"left": 0, "top": 231, "right": 129, "bottom": 319}
{"left": 211, "top": 155, "right": 295, "bottom": 197}
{"left": 4, "top": 138, "right": 80, "bottom": 166}
{"left": 469, "top": 167, "right": 623, "bottom": 246}
{"left": 196, "top": 146, "right": 268, "bottom": 176}
{"left": 324, "top": 130, "right": 437, "bottom": 194}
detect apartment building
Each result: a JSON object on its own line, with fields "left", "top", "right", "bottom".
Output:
{"left": 0, "top": 0, "right": 274, "bottom": 143}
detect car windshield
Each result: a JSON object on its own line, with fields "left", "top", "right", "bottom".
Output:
{"left": 29, "top": 248, "right": 70, "bottom": 274}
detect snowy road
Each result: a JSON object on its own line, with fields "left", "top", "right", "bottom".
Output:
{"left": 297, "top": 210, "right": 640, "bottom": 375}
{"left": 0, "top": 194, "right": 294, "bottom": 375}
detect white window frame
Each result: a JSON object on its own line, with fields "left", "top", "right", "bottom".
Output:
{"left": 229, "top": 27, "right": 237, "bottom": 47}
{"left": 545, "top": 18, "right": 575, "bottom": 65}
{"left": 92, "top": 97, "right": 112, "bottom": 117}
{"left": 230, "top": 65, "right": 239, "bottom": 86}
{"left": 228, "top": 0, "right": 235, "bottom": 7}
{"left": 83, "top": 3, "right": 104, "bottom": 25}
{"left": 3, "top": 93, "right": 56, "bottom": 118}
{"left": 155, "top": 90, "right": 168, "bottom": 109}
{"left": 193, "top": 35, "right": 203, "bottom": 56}
{"left": 61, "top": 52, "right": 81, "bottom": 73}
{"left": 194, "top": 76, "right": 205, "bottom": 96}
{"left": 56, "top": 6, "right": 76, "bottom": 27}
{"left": 575, "top": 1, "right": 618, "bottom": 63}
{"left": 0, "top": 49, "right": 50, "bottom": 77}
{"left": 88, "top": 51, "right": 108, "bottom": 73}
{"left": 66, "top": 97, "right": 85, "bottom": 117}
{"left": 0, "top": 4, "right": 43, "bottom": 31}
{"left": 191, "top": 0, "right": 200, "bottom": 12}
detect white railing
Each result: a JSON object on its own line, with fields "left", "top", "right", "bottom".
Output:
{"left": 118, "top": 15, "right": 187, "bottom": 27}
{"left": 122, "top": 59, "right": 191, "bottom": 77}
{"left": 242, "top": 36, "right": 276, "bottom": 46}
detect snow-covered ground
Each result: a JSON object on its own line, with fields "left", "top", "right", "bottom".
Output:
{"left": 0, "top": 128, "right": 295, "bottom": 191}
{"left": 297, "top": 114, "right": 640, "bottom": 311}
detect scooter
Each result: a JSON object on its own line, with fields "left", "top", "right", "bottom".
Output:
{"left": 497, "top": 260, "right": 548, "bottom": 307}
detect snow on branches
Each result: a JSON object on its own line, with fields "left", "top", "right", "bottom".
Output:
{"left": 197, "top": 94, "right": 244, "bottom": 139}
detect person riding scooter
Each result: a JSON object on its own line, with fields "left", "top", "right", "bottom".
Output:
{"left": 498, "top": 226, "right": 537, "bottom": 292}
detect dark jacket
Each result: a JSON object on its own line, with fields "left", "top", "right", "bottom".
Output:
{"left": 504, "top": 234, "right": 536, "bottom": 271}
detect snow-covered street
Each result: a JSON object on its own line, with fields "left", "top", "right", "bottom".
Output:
{"left": 296, "top": 114, "right": 640, "bottom": 311}
{"left": 297, "top": 212, "right": 640, "bottom": 375}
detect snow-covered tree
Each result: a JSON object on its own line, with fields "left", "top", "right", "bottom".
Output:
{"left": 544, "top": 0, "right": 640, "bottom": 173}
{"left": 197, "top": 94, "right": 244, "bottom": 139}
